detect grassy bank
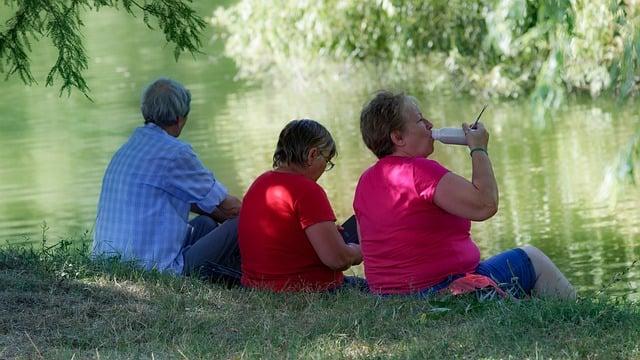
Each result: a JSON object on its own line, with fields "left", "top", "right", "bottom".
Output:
{"left": 1, "top": 238, "right": 639, "bottom": 359}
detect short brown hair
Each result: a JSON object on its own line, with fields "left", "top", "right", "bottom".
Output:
{"left": 273, "top": 119, "right": 337, "bottom": 168}
{"left": 359, "top": 90, "right": 410, "bottom": 158}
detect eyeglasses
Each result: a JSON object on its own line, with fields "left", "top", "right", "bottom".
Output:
{"left": 320, "top": 154, "right": 335, "bottom": 171}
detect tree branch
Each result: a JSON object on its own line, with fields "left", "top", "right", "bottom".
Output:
{"left": 0, "top": 0, "right": 206, "bottom": 97}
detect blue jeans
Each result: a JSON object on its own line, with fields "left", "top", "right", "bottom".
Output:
{"left": 475, "top": 248, "right": 536, "bottom": 297}
{"left": 417, "top": 248, "right": 536, "bottom": 298}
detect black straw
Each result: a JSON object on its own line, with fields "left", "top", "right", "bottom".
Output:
{"left": 471, "top": 104, "right": 488, "bottom": 129}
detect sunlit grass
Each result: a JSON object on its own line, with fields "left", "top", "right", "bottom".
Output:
{"left": 2, "top": 232, "right": 640, "bottom": 359}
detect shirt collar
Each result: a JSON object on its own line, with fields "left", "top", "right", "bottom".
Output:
{"left": 144, "top": 122, "right": 171, "bottom": 135}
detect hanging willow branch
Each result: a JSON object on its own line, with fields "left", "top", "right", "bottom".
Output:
{"left": 0, "top": 0, "right": 206, "bottom": 97}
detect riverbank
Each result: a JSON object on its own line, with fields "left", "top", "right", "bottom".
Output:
{"left": 1, "top": 239, "right": 639, "bottom": 359}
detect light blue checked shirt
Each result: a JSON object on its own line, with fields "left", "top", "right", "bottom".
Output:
{"left": 92, "top": 123, "right": 228, "bottom": 274}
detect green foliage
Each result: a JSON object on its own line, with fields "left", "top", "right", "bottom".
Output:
{"left": 213, "top": 0, "right": 640, "bottom": 105}
{"left": 0, "top": 0, "right": 206, "bottom": 97}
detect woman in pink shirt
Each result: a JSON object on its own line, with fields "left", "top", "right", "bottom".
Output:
{"left": 353, "top": 91, "right": 575, "bottom": 299}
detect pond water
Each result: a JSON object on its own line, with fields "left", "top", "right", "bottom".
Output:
{"left": 0, "top": 4, "right": 638, "bottom": 298}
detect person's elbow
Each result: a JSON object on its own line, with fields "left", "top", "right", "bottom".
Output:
{"left": 322, "top": 254, "right": 353, "bottom": 271}
{"left": 322, "top": 246, "right": 361, "bottom": 271}
{"left": 470, "top": 200, "right": 498, "bottom": 221}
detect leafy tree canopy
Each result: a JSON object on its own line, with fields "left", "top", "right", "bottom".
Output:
{"left": 0, "top": 0, "right": 206, "bottom": 97}
{"left": 213, "top": 0, "right": 640, "bottom": 184}
{"left": 214, "top": 0, "right": 640, "bottom": 106}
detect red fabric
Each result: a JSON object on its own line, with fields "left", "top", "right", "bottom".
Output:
{"left": 444, "top": 274, "right": 507, "bottom": 297}
{"left": 239, "top": 171, "right": 343, "bottom": 292}
{"left": 353, "top": 156, "right": 481, "bottom": 294}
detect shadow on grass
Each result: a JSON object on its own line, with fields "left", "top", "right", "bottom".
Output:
{"left": 1, "top": 238, "right": 640, "bottom": 359}
{"left": 0, "top": 240, "right": 166, "bottom": 358}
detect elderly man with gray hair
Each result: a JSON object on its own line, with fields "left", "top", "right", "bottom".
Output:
{"left": 92, "top": 77, "right": 242, "bottom": 282}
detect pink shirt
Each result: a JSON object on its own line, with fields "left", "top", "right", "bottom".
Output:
{"left": 353, "top": 156, "right": 480, "bottom": 294}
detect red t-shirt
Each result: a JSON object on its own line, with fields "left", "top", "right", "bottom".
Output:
{"left": 353, "top": 156, "right": 480, "bottom": 294}
{"left": 238, "top": 171, "right": 343, "bottom": 291}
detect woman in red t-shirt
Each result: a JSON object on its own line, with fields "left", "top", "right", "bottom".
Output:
{"left": 354, "top": 91, "right": 575, "bottom": 299}
{"left": 239, "top": 119, "right": 363, "bottom": 292}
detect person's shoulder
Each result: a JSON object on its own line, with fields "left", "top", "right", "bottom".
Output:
{"left": 164, "top": 132, "right": 192, "bottom": 152}
{"left": 288, "top": 172, "right": 322, "bottom": 188}
{"left": 412, "top": 157, "right": 447, "bottom": 170}
{"left": 172, "top": 140, "right": 196, "bottom": 156}
{"left": 411, "top": 157, "right": 449, "bottom": 181}
{"left": 156, "top": 133, "right": 198, "bottom": 162}
{"left": 357, "top": 159, "right": 388, "bottom": 188}
{"left": 355, "top": 161, "right": 383, "bottom": 197}
{"left": 258, "top": 172, "right": 328, "bottom": 204}
{"left": 281, "top": 173, "right": 326, "bottom": 197}
{"left": 359, "top": 160, "right": 381, "bottom": 177}
{"left": 249, "top": 170, "right": 278, "bottom": 187}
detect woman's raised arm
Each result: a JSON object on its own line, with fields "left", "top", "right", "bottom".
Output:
{"left": 433, "top": 122, "right": 499, "bottom": 221}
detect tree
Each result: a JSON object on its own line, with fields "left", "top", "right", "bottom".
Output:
{"left": 0, "top": 0, "right": 206, "bottom": 97}
{"left": 214, "top": 0, "right": 640, "bottom": 105}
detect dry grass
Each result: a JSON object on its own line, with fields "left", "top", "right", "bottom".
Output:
{"left": 1, "top": 239, "right": 640, "bottom": 359}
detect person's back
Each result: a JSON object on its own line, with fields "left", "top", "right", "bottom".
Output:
{"left": 238, "top": 119, "right": 363, "bottom": 292}
{"left": 92, "top": 77, "right": 243, "bottom": 278}
{"left": 354, "top": 90, "right": 576, "bottom": 299}
{"left": 93, "top": 123, "right": 194, "bottom": 272}
{"left": 239, "top": 171, "right": 343, "bottom": 291}
{"left": 355, "top": 156, "right": 479, "bottom": 294}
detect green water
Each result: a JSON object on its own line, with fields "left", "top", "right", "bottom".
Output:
{"left": 1, "top": 4, "right": 639, "bottom": 297}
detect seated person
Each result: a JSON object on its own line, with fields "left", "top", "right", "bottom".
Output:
{"left": 239, "top": 119, "right": 363, "bottom": 292}
{"left": 92, "top": 78, "right": 242, "bottom": 281}
{"left": 354, "top": 91, "right": 576, "bottom": 299}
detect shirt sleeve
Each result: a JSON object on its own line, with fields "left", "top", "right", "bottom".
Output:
{"left": 164, "top": 147, "right": 228, "bottom": 213}
{"left": 296, "top": 181, "right": 337, "bottom": 229}
{"left": 413, "top": 158, "right": 449, "bottom": 203}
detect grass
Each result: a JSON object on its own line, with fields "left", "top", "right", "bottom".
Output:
{"left": 1, "top": 233, "right": 639, "bottom": 359}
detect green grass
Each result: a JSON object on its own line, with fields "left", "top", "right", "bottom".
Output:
{"left": 1, "top": 236, "right": 639, "bottom": 359}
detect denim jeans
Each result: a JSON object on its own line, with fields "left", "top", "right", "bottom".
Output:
{"left": 182, "top": 215, "right": 242, "bottom": 285}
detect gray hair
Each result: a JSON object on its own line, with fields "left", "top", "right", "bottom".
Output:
{"left": 140, "top": 78, "right": 191, "bottom": 127}
{"left": 273, "top": 119, "right": 337, "bottom": 168}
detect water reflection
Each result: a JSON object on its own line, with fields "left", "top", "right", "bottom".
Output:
{"left": 211, "top": 82, "right": 640, "bottom": 297}
{"left": 0, "top": 5, "right": 638, "bottom": 298}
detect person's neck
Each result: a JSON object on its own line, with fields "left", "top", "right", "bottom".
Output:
{"left": 162, "top": 124, "right": 181, "bottom": 137}
{"left": 274, "top": 164, "right": 314, "bottom": 180}
{"left": 390, "top": 148, "right": 413, "bottom": 157}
